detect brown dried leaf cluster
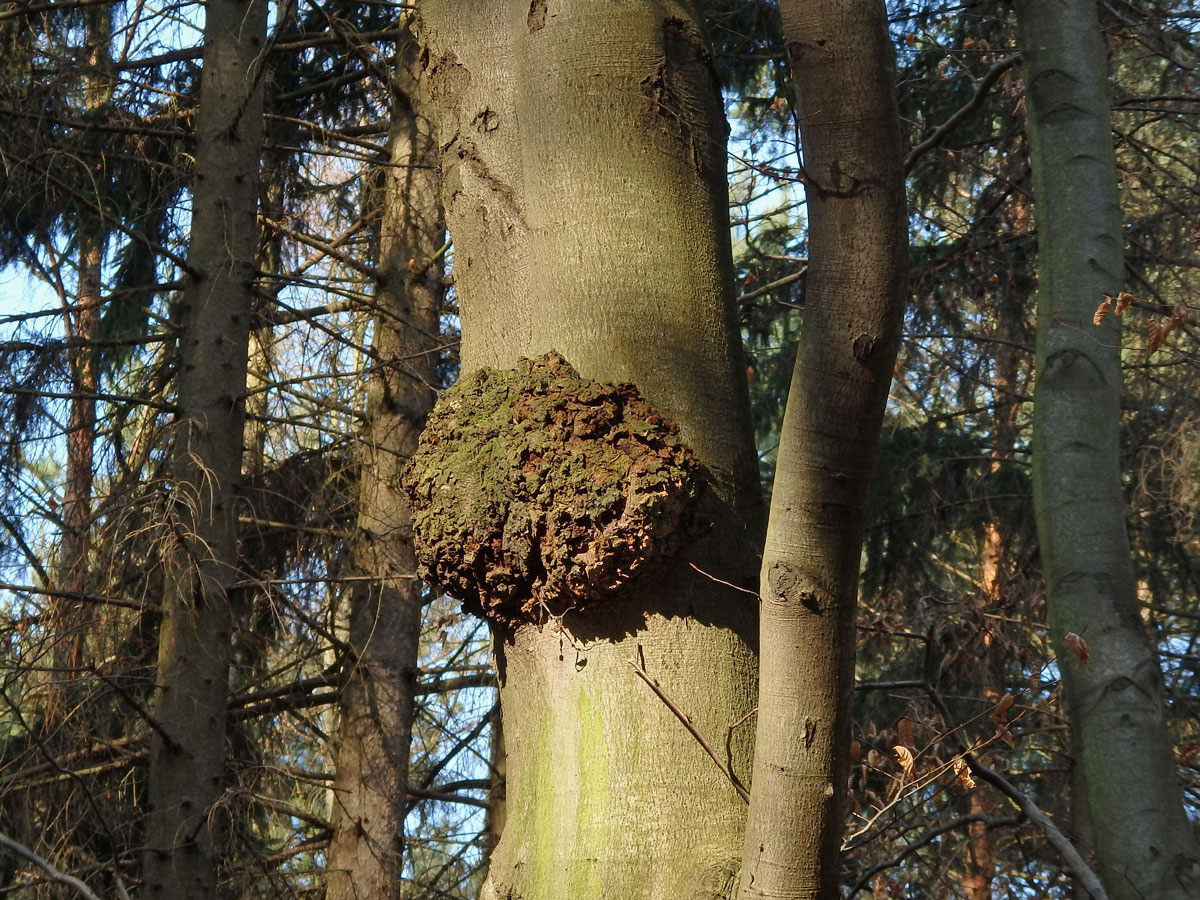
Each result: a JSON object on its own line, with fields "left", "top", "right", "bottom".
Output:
{"left": 1094, "top": 290, "right": 1135, "bottom": 325}
{"left": 1095, "top": 292, "right": 1191, "bottom": 353}
{"left": 952, "top": 757, "right": 976, "bottom": 790}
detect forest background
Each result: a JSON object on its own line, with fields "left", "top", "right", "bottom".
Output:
{"left": 0, "top": 1, "right": 1197, "bottom": 898}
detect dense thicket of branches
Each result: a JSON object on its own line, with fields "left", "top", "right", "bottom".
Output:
{"left": 0, "top": 1, "right": 1195, "bottom": 897}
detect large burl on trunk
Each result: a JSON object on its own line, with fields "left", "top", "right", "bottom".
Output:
{"left": 405, "top": 352, "right": 702, "bottom": 626}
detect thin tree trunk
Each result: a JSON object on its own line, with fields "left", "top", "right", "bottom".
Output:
{"left": 738, "top": 2, "right": 907, "bottom": 897}
{"left": 54, "top": 233, "right": 101, "bottom": 678}
{"left": 325, "top": 20, "right": 442, "bottom": 899}
{"left": 142, "top": 5, "right": 267, "bottom": 899}
{"left": 52, "top": 7, "right": 110, "bottom": 690}
{"left": 418, "top": 4, "right": 762, "bottom": 897}
{"left": 1017, "top": 2, "right": 1200, "bottom": 898}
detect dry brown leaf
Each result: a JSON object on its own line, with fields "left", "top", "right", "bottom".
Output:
{"left": 1179, "top": 743, "right": 1199, "bottom": 766}
{"left": 1147, "top": 317, "right": 1166, "bottom": 353}
{"left": 1064, "top": 631, "right": 1090, "bottom": 665}
{"left": 1115, "top": 291, "right": 1135, "bottom": 315}
{"left": 849, "top": 740, "right": 861, "bottom": 767}
{"left": 897, "top": 716, "right": 915, "bottom": 750}
{"left": 953, "top": 757, "right": 976, "bottom": 789}
{"left": 893, "top": 745, "right": 917, "bottom": 781}
{"left": 1027, "top": 662, "right": 1043, "bottom": 694}
{"left": 989, "top": 692, "right": 1016, "bottom": 727}
{"left": 1093, "top": 297, "right": 1112, "bottom": 326}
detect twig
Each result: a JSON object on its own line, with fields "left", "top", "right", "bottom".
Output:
{"left": 687, "top": 563, "right": 760, "bottom": 600}
{"left": 919, "top": 683, "right": 1109, "bottom": 900}
{"left": 848, "top": 814, "right": 1021, "bottom": 896}
{"left": 629, "top": 655, "right": 750, "bottom": 803}
{"left": 0, "top": 833, "right": 104, "bottom": 900}
{"left": 726, "top": 707, "right": 757, "bottom": 799}
{"left": 905, "top": 53, "right": 1023, "bottom": 173}
{"left": 92, "top": 669, "right": 184, "bottom": 755}
{"left": 736, "top": 268, "right": 807, "bottom": 304}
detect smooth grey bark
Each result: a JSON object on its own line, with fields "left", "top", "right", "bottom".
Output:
{"left": 1017, "top": 2, "right": 1200, "bottom": 898}
{"left": 737, "top": 2, "right": 908, "bottom": 897}
{"left": 142, "top": 5, "right": 267, "bottom": 898}
{"left": 419, "top": 3, "right": 762, "bottom": 897}
{"left": 325, "top": 21, "right": 442, "bottom": 899}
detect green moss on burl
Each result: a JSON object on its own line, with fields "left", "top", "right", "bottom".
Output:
{"left": 402, "top": 352, "right": 700, "bottom": 625}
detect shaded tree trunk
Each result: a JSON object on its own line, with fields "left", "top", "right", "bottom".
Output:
{"left": 1017, "top": 2, "right": 1200, "bottom": 898}
{"left": 142, "top": 4, "right": 267, "bottom": 898}
{"left": 418, "top": 3, "right": 762, "bottom": 897}
{"left": 325, "top": 20, "right": 443, "bottom": 899}
{"left": 52, "top": 7, "right": 111, "bottom": 691}
{"left": 54, "top": 233, "right": 101, "bottom": 678}
{"left": 737, "top": 2, "right": 907, "bottom": 897}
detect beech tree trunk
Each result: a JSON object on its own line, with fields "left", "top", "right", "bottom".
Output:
{"left": 418, "top": 3, "right": 762, "bottom": 897}
{"left": 738, "top": 2, "right": 908, "bottom": 897}
{"left": 325, "top": 20, "right": 442, "bottom": 899}
{"left": 142, "top": 5, "right": 266, "bottom": 898}
{"left": 1017, "top": 2, "right": 1200, "bottom": 898}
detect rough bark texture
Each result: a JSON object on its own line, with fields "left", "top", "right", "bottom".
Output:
{"left": 1017, "top": 2, "right": 1200, "bottom": 898}
{"left": 52, "top": 234, "right": 101, "bottom": 680}
{"left": 51, "top": 8, "right": 110, "bottom": 693}
{"left": 418, "top": 3, "right": 762, "bottom": 898}
{"left": 406, "top": 353, "right": 702, "bottom": 625}
{"left": 325, "top": 25, "right": 442, "bottom": 899}
{"left": 737, "top": 2, "right": 907, "bottom": 898}
{"left": 142, "top": 5, "right": 267, "bottom": 898}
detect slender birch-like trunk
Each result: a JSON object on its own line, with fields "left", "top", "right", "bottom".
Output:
{"left": 1017, "top": 2, "right": 1200, "bottom": 898}
{"left": 738, "top": 2, "right": 907, "bottom": 896}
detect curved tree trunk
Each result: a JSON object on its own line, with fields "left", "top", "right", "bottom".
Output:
{"left": 325, "top": 18, "right": 443, "bottom": 899}
{"left": 1017, "top": 2, "right": 1200, "bottom": 898}
{"left": 418, "top": 3, "right": 762, "bottom": 897}
{"left": 143, "top": 5, "right": 267, "bottom": 898}
{"left": 737, "top": 2, "right": 908, "bottom": 897}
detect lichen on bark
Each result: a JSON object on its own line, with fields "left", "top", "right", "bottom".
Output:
{"left": 403, "top": 351, "right": 701, "bottom": 625}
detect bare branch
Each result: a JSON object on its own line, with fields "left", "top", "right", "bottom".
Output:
{"left": 0, "top": 833, "right": 104, "bottom": 900}
{"left": 905, "top": 54, "right": 1023, "bottom": 174}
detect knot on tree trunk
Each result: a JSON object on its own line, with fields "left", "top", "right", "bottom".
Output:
{"left": 403, "top": 351, "right": 702, "bottom": 626}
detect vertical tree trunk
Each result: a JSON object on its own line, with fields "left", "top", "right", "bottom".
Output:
{"left": 738, "top": 2, "right": 907, "bottom": 897}
{"left": 418, "top": 3, "right": 762, "bottom": 897}
{"left": 325, "top": 20, "right": 442, "bottom": 899}
{"left": 143, "top": 5, "right": 267, "bottom": 898}
{"left": 52, "top": 7, "right": 110, "bottom": 689}
{"left": 54, "top": 234, "right": 101, "bottom": 678}
{"left": 1017, "top": 2, "right": 1200, "bottom": 898}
